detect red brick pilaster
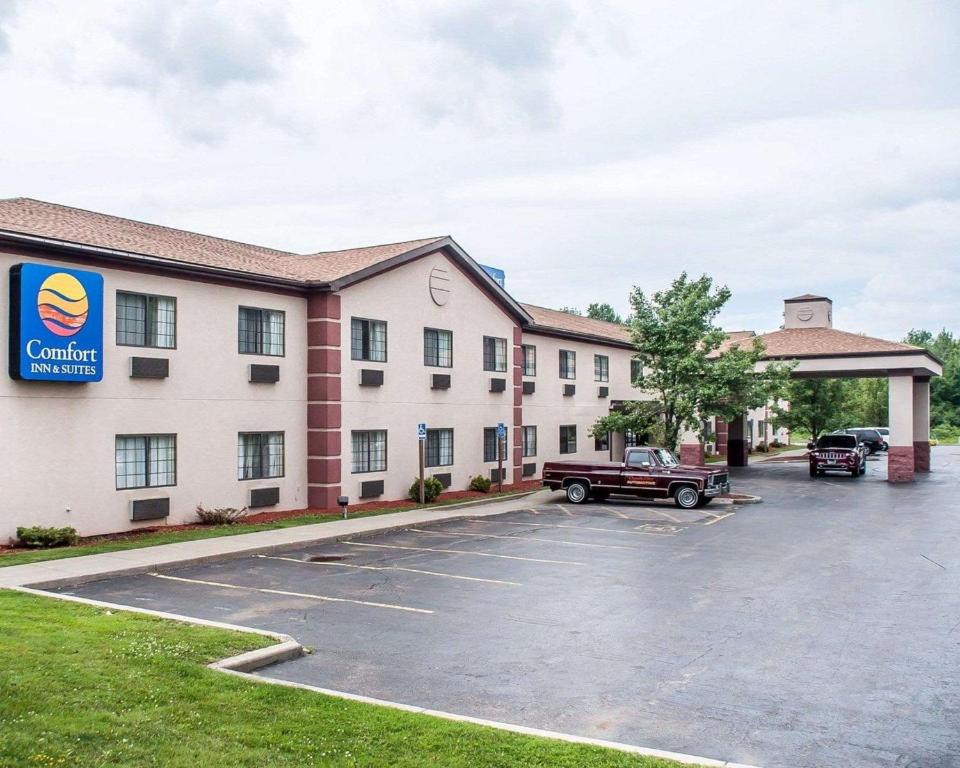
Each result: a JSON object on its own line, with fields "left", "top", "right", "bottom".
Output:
{"left": 888, "top": 445, "right": 915, "bottom": 483}
{"left": 914, "top": 441, "right": 930, "bottom": 472}
{"left": 307, "top": 292, "right": 342, "bottom": 509}
{"left": 680, "top": 443, "right": 705, "bottom": 466}
{"left": 512, "top": 326, "right": 523, "bottom": 484}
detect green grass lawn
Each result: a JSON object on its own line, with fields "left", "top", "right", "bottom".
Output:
{"left": 0, "top": 590, "right": 690, "bottom": 767}
{"left": 0, "top": 491, "right": 535, "bottom": 569}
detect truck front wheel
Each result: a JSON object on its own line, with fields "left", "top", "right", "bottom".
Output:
{"left": 674, "top": 485, "right": 700, "bottom": 509}
{"left": 565, "top": 481, "right": 589, "bottom": 504}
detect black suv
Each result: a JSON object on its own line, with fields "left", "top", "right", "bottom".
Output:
{"left": 841, "top": 428, "right": 886, "bottom": 454}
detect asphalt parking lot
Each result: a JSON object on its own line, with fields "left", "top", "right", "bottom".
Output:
{"left": 58, "top": 447, "right": 960, "bottom": 768}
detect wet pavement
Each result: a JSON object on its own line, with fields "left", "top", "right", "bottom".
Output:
{"left": 58, "top": 447, "right": 960, "bottom": 768}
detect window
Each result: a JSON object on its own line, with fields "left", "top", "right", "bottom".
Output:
{"left": 627, "top": 449, "right": 654, "bottom": 468}
{"left": 238, "top": 432, "right": 284, "bottom": 480}
{"left": 116, "top": 292, "right": 176, "bottom": 348}
{"left": 483, "top": 427, "right": 508, "bottom": 462}
{"left": 625, "top": 430, "right": 640, "bottom": 447}
{"left": 424, "top": 328, "right": 453, "bottom": 367}
{"left": 115, "top": 434, "right": 176, "bottom": 489}
{"left": 425, "top": 428, "right": 454, "bottom": 467}
{"left": 483, "top": 336, "right": 507, "bottom": 372}
{"left": 595, "top": 432, "right": 609, "bottom": 451}
{"left": 559, "top": 425, "right": 577, "bottom": 454}
{"left": 521, "top": 344, "right": 536, "bottom": 376}
{"left": 238, "top": 307, "right": 285, "bottom": 356}
{"left": 351, "top": 430, "right": 387, "bottom": 473}
{"left": 559, "top": 350, "right": 576, "bottom": 379}
{"left": 522, "top": 426, "right": 537, "bottom": 457}
{"left": 631, "top": 358, "right": 642, "bottom": 383}
{"left": 594, "top": 354, "right": 609, "bottom": 382}
{"left": 351, "top": 318, "right": 387, "bottom": 362}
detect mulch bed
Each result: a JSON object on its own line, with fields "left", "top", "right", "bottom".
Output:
{"left": 0, "top": 480, "right": 543, "bottom": 556}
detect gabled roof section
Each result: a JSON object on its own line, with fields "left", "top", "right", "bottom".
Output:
{"left": 727, "top": 327, "right": 924, "bottom": 358}
{"left": 294, "top": 236, "right": 446, "bottom": 282}
{"left": 710, "top": 330, "right": 757, "bottom": 357}
{"left": 785, "top": 293, "right": 831, "bottom": 303}
{"left": 522, "top": 304, "right": 632, "bottom": 346}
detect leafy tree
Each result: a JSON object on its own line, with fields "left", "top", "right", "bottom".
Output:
{"left": 905, "top": 329, "right": 960, "bottom": 428}
{"left": 589, "top": 400, "right": 663, "bottom": 445}
{"left": 774, "top": 379, "right": 851, "bottom": 439}
{"left": 603, "top": 272, "right": 791, "bottom": 451}
{"left": 846, "top": 377, "right": 888, "bottom": 427}
{"left": 558, "top": 306, "right": 583, "bottom": 316}
{"left": 586, "top": 302, "right": 623, "bottom": 324}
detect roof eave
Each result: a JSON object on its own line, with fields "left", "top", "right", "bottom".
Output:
{"left": 524, "top": 323, "right": 634, "bottom": 350}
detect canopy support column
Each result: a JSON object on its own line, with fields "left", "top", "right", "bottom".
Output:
{"left": 888, "top": 375, "right": 915, "bottom": 482}
{"left": 913, "top": 377, "right": 931, "bottom": 473}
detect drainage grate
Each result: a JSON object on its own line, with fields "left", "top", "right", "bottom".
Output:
{"left": 306, "top": 554, "right": 346, "bottom": 562}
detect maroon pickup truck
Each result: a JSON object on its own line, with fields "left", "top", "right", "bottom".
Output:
{"left": 543, "top": 446, "right": 731, "bottom": 509}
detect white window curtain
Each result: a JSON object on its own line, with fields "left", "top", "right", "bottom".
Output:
{"left": 262, "top": 311, "right": 284, "bottom": 356}
{"left": 149, "top": 435, "right": 176, "bottom": 486}
{"left": 116, "top": 436, "right": 146, "bottom": 489}
{"left": 267, "top": 433, "right": 284, "bottom": 477}
{"left": 238, "top": 434, "right": 257, "bottom": 480}
{"left": 152, "top": 297, "right": 176, "bottom": 349}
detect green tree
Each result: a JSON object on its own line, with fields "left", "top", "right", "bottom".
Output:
{"left": 586, "top": 302, "right": 623, "bottom": 324}
{"left": 847, "top": 377, "right": 888, "bottom": 426}
{"left": 558, "top": 306, "right": 582, "bottom": 316}
{"left": 603, "top": 272, "right": 791, "bottom": 451}
{"left": 589, "top": 400, "right": 663, "bottom": 445}
{"left": 774, "top": 379, "right": 851, "bottom": 439}
{"left": 905, "top": 329, "right": 960, "bottom": 428}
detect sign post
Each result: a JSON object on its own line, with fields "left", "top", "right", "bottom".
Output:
{"left": 417, "top": 423, "right": 427, "bottom": 504}
{"left": 497, "top": 422, "right": 505, "bottom": 493}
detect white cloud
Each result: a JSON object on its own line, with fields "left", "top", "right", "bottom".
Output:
{"left": 0, "top": 0, "right": 958, "bottom": 340}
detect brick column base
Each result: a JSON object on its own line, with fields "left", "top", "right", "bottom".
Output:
{"left": 727, "top": 439, "right": 748, "bottom": 467}
{"left": 887, "top": 445, "right": 915, "bottom": 482}
{"left": 913, "top": 441, "right": 931, "bottom": 473}
{"left": 679, "top": 442, "right": 705, "bottom": 466}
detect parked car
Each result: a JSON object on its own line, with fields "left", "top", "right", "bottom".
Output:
{"left": 808, "top": 434, "right": 868, "bottom": 477}
{"left": 543, "top": 446, "right": 731, "bottom": 509}
{"left": 841, "top": 428, "right": 886, "bottom": 454}
{"left": 865, "top": 426, "right": 890, "bottom": 451}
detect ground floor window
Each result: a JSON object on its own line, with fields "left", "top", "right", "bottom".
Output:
{"left": 115, "top": 434, "right": 176, "bottom": 489}
{"left": 560, "top": 425, "right": 577, "bottom": 454}
{"left": 624, "top": 430, "right": 640, "bottom": 447}
{"left": 351, "top": 430, "right": 387, "bottom": 473}
{"left": 238, "top": 432, "right": 284, "bottom": 480}
{"left": 425, "top": 428, "right": 454, "bottom": 467}
{"left": 522, "top": 426, "right": 537, "bottom": 457}
{"left": 595, "top": 432, "right": 609, "bottom": 451}
{"left": 483, "top": 427, "right": 508, "bottom": 462}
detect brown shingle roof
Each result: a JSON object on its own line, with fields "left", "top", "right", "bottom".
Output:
{"left": 737, "top": 327, "right": 922, "bottom": 358}
{"left": 0, "top": 197, "right": 445, "bottom": 284}
{"left": 785, "top": 293, "right": 831, "bottom": 302}
{"left": 521, "top": 303, "right": 632, "bottom": 345}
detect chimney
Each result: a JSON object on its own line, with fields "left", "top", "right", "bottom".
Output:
{"left": 783, "top": 294, "right": 832, "bottom": 329}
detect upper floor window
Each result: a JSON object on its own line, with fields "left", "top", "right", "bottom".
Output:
{"left": 594, "top": 354, "right": 609, "bottom": 382}
{"left": 521, "top": 344, "right": 536, "bottom": 376}
{"left": 559, "top": 424, "right": 577, "bottom": 454}
{"left": 425, "top": 428, "right": 454, "bottom": 467}
{"left": 351, "top": 318, "right": 387, "bottom": 362}
{"left": 595, "top": 432, "right": 610, "bottom": 451}
{"left": 351, "top": 430, "right": 387, "bottom": 473}
{"left": 238, "top": 432, "right": 284, "bottom": 480}
{"left": 116, "top": 434, "right": 176, "bottom": 489}
{"left": 116, "top": 292, "right": 176, "bottom": 349}
{"left": 424, "top": 328, "right": 453, "bottom": 368}
{"left": 483, "top": 336, "right": 507, "bottom": 372}
{"left": 239, "top": 307, "right": 284, "bottom": 356}
{"left": 522, "top": 425, "right": 537, "bottom": 457}
{"left": 631, "top": 358, "right": 642, "bottom": 383}
{"left": 559, "top": 350, "right": 576, "bottom": 379}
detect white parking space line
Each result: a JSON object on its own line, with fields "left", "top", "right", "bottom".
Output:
{"left": 469, "top": 519, "right": 678, "bottom": 537}
{"left": 254, "top": 554, "right": 521, "bottom": 586}
{"left": 702, "top": 512, "right": 735, "bottom": 526}
{"left": 344, "top": 541, "right": 584, "bottom": 566}
{"left": 148, "top": 573, "right": 433, "bottom": 614}
{"left": 555, "top": 504, "right": 575, "bottom": 516}
{"left": 408, "top": 527, "right": 637, "bottom": 551}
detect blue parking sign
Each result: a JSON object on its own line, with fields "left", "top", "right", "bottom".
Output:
{"left": 497, "top": 422, "right": 505, "bottom": 439}
{"left": 417, "top": 423, "right": 427, "bottom": 441}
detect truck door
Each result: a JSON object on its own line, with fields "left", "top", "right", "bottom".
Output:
{"left": 621, "top": 449, "right": 663, "bottom": 497}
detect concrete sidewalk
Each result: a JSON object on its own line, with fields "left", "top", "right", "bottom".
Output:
{"left": 0, "top": 490, "right": 551, "bottom": 590}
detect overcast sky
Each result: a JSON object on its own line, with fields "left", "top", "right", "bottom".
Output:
{"left": 1, "top": 0, "right": 957, "bottom": 339}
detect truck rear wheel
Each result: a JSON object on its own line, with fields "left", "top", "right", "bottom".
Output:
{"left": 674, "top": 485, "right": 700, "bottom": 509}
{"left": 565, "top": 481, "right": 589, "bottom": 504}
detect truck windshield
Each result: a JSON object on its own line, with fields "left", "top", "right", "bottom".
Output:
{"left": 654, "top": 449, "right": 678, "bottom": 466}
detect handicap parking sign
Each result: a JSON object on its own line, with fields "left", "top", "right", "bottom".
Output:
{"left": 417, "top": 423, "right": 427, "bottom": 441}
{"left": 497, "top": 422, "right": 505, "bottom": 439}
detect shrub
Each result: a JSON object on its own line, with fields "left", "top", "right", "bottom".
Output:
{"left": 16, "top": 526, "right": 78, "bottom": 549}
{"left": 769, "top": 439, "right": 784, "bottom": 449}
{"left": 469, "top": 474, "right": 492, "bottom": 493}
{"left": 755, "top": 442, "right": 770, "bottom": 453}
{"left": 195, "top": 504, "right": 248, "bottom": 525}
{"left": 408, "top": 476, "right": 444, "bottom": 504}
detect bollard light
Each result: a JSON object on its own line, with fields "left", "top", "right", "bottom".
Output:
{"left": 338, "top": 495, "right": 349, "bottom": 519}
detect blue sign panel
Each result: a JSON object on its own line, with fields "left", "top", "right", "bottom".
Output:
{"left": 497, "top": 422, "right": 506, "bottom": 439}
{"left": 417, "top": 422, "right": 427, "bottom": 441}
{"left": 9, "top": 263, "right": 104, "bottom": 382}
{"left": 480, "top": 264, "right": 505, "bottom": 288}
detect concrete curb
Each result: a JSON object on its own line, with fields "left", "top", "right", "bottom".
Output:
{"left": 0, "top": 490, "right": 547, "bottom": 590}
{"left": 216, "top": 669, "right": 763, "bottom": 768}
{"left": 725, "top": 494, "right": 764, "bottom": 505}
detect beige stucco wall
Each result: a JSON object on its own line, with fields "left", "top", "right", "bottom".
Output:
{"left": 338, "top": 251, "right": 518, "bottom": 501}
{"left": 519, "top": 331, "right": 638, "bottom": 467}
{"left": 0, "top": 249, "right": 307, "bottom": 541}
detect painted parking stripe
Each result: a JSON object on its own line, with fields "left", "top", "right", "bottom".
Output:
{"left": 255, "top": 554, "right": 520, "bottom": 586}
{"left": 148, "top": 573, "right": 433, "bottom": 614}
{"left": 702, "top": 512, "right": 735, "bottom": 526}
{"left": 408, "top": 527, "right": 637, "bottom": 551}
{"left": 344, "top": 541, "right": 584, "bottom": 566}
{"left": 469, "top": 519, "right": 680, "bottom": 537}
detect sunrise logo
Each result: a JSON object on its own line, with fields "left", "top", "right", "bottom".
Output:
{"left": 36, "top": 272, "right": 89, "bottom": 337}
